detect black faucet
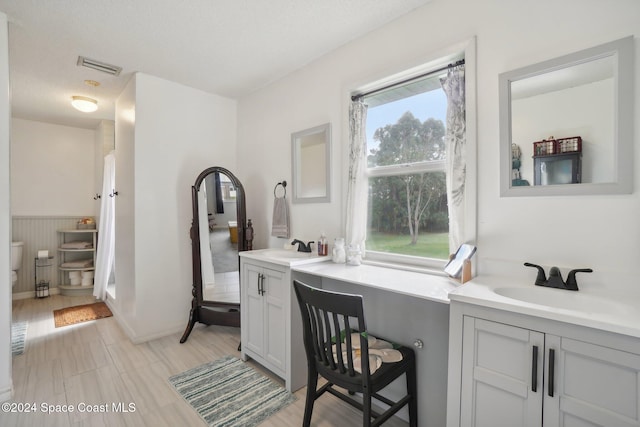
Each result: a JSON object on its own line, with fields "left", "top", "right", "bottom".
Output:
{"left": 524, "top": 262, "right": 593, "bottom": 291}
{"left": 291, "top": 239, "right": 314, "bottom": 253}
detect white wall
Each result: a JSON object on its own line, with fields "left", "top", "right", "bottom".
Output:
{"left": 113, "top": 76, "right": 136, "bottom": 324}
{"left": 113, "top": 72, "right": 237, "bottom": 342}
{"left": 0, "top": 11, "right": 12, "bottom": 402}
{"left": 10, "top": 118, "right": 97, "bottom": 216}
{"left": 237, "top": 0, "right": 640, "bottom": 294}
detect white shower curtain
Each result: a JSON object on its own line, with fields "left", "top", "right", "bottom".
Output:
{"left": 94, "top": 152, "right": 116, "bottom": 300}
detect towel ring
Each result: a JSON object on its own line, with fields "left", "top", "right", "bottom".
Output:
{"left": 274, "top": 181, "right": 287, "bottom": 198}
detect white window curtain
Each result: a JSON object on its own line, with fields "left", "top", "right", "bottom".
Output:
{"left": 94, "top": 152, "right": 116, "bottom": 300}
{"left": 440, "top": 65, "right": 466, "bottom": 252}
{"left": 346, "top": 99, "right": 368, "bottom": 253}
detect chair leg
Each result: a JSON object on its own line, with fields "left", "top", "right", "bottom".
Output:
{"left": 303, "top": 369, "right": 319, "bottom": 427}
{"left": 406, "top": 361, "right": 418, "bottom": 427}
{"left": 363, "top": 391, "right": 372, "bottom": 427}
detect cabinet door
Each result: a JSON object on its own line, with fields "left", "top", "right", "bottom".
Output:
{"left": 544, "top": 335, "right": 640, "bottom": 427}
{"left": 244, "top": 263, "right": 265, "bottom": 356}
{"left": 461, "top": 317, "right": 544, "bottom": 427}
{"left": 262, "top": 266, "right": 286, "bottom": 372}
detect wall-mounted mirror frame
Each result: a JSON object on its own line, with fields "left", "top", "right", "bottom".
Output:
{"left": 292, "top": 123, "right": 331, "bottom": 203}
{"left": 499, "top": 36, "right": 634, "bottom": 197}
{"left": 180, "top": 166, "right": 251, "bottom": 344}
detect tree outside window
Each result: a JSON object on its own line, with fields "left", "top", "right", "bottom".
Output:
{"left": 365, "top": 87, "right": 449, "bottom": 261}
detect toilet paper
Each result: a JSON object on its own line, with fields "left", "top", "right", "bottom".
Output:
{"left": 37, "top": 250, "right": 49, "bottom": 259}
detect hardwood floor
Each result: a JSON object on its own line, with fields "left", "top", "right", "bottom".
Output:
{"left": 5, "top": 295, "right": 409, "bottom": 426}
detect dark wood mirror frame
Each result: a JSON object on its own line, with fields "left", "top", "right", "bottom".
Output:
{"left": 180, "top": 166, "right": 252, "bottom": 343}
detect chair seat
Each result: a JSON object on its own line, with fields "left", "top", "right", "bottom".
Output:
{"left": 318, "top": 343, "right": 415, "bottom": 394}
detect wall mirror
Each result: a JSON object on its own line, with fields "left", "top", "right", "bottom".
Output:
{"left": 499, "top": 36, "right": 634, "bottom": 196}
{"left": 180, "top": 166, "right": 253, "bottom": 343}
{"left": 292, "top": 123, "right": 331, "bottom": 203}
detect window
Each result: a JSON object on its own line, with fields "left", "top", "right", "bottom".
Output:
{"left": 219, "top": 174, "right": 237, "bottom": 201}
{"left": 349, "top": 57, "right": 467, "bottom": 269}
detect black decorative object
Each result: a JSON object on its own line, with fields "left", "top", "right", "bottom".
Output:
{"left": 532, "top": 136, "right": 582, "bottom": 186}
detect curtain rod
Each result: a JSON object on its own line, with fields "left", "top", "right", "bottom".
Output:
{"left": 351, "top": 59, "right": 465, "bottom": 102}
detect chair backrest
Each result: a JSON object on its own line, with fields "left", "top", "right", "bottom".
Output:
{"left": 293, "top": 280, "right": 372, "bottom": 384}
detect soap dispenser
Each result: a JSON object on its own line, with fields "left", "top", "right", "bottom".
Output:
{"left": 318, "top": 232, "right": 328, "bottom": 256}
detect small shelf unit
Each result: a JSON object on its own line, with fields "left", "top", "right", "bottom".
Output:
{"left": 57, "top": 229, "right": 98, "bottom": 296}
{"left": 34, "top": 256, "right": 54, "bottom": 298}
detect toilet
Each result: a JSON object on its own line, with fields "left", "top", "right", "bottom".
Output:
{"left": 11, "top": 241, "right": 24, "bottom": 288}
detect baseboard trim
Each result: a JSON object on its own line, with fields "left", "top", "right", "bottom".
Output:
{"left": 0, "top": 381, "right": 13, "bottom": 403}
{"left": 104, "top": 297, "right": 184, "bottom": 344}
{"left": 130, "top": 324, "right": 185, "bottom": 344}
{"left": 12, "top": 287, "right": 60, "bottom": 300}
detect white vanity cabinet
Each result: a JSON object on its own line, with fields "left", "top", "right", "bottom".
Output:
{"left": 461, "top": 317, "right": 543, "bottom": 427}
{"left": 242, "top": 261, "right": 286, "bottom": 375}
{"left": 239, "top": 250, "right": 329, "bottom": 392}
{"left": 451, "top": 305, "right": 640, "bottom": 427}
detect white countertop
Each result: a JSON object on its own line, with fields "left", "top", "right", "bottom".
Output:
{"left": 450, "top": 275, "right": 640, "bottom": 339}
{"left": 243, "top": 249, "right": 640, "bottom": 339}
{"left": 292, "top": 262, "right": 461, "bottom": 304}
{"left": 239, "top": 248, "right": 331, "bottom": 267}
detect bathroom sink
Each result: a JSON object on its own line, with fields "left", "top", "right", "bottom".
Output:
{"left": 261, "top": 249, "right": 313, "bottom": 259}
{"left": 493, "top": 287, "right": 631, "bottom": 314}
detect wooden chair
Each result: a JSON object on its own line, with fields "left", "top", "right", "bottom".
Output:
{"left": 293, "top": 280, "right": 417, "bottom": 426}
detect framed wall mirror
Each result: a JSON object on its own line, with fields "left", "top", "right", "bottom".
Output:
{"left": 292, "top": 123, "right": 331, "bottom": 203}
{"left": 180, "top": 166, "right": 252, "bottom": 343}
{"left": 499, "top": 36, "right": 634, "bottom": 196}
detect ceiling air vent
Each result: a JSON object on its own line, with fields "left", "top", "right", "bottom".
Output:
{"left": 77, "top": 56, "right": 122, "bottom": 76}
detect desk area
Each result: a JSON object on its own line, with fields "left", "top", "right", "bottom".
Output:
{"left": 240, "top": 249, "right": 460, "bottom": 426}
{"left": 292, "top": 262, "right": 459, "bottom": 427}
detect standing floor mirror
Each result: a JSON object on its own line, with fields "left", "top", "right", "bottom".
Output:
{"left": 180, "top": 166, "right": 252, "bottom": 343}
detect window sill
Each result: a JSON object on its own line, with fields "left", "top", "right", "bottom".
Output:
{"left": 361, "top": 259, "right": 448, "bottom": 277}
{"left": 364, "top": 251, "right": 448, "bottom": 273}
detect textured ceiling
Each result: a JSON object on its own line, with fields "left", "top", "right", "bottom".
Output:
{"left": 0, "top": 0, "right": 431, "bottom": 129}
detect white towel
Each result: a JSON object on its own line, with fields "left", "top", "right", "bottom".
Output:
{"left": 60, "top": 241, "right": 93, "bottom": 249}
{"left": 61, "top": 259, "right": 94, "bottom": 268}
{"left": 271, "top": 197, "right": 290, "bottom": 238}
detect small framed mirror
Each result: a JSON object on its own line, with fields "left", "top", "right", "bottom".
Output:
{"left": 292, "top": 123, "right": 331, "bottom": 203}
{"left": 499, "top": 36, "right": 634, "bottom": 196}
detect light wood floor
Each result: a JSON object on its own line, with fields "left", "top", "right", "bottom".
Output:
{"left": 5, "top": 295, "right": 409, "bottom": 426}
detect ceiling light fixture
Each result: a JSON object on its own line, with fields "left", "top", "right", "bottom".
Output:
{"left": 71, "top": 80, "right": 100, "bottom": 113}
{"left": 71, "top": 96, "right": 98, "bottom": 112}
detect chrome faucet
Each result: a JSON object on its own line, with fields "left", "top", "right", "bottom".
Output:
{"left": 524, "top": 262, "right": 593, "bottom": 291}
{"left": 291, "top": 239, "right": 314, "bottom": 253}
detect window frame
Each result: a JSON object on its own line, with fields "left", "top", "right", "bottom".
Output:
{"left": 350, "top": 39, "right": 477, "bottom": 273}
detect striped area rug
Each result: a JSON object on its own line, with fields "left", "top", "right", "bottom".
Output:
{"left": 11, "top": 321, "right": 27, "bottom": 356}
{"left": 169, "top": 355, "right": 295, "bottom": 427}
